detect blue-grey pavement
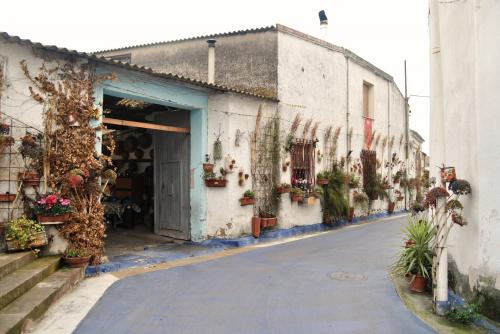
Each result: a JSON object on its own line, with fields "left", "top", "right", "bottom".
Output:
{"left": 75, "top": 216, "right": 435, "bottom": 334}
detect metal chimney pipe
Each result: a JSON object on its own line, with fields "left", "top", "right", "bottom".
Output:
{"left": 319, "top": 10, "right": 328, "bottom": 40}
{"left": 207, "top": 39, "right": 216, "bottom": 84}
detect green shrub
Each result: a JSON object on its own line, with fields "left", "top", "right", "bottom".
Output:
{"left": 323, "top": 166, "right": 348, "bottom": 220}
{"left": 446, "top": 304, "right": 479, "bottom": 325}
{"left": 6, "top": 216, "right": 45, "bottom": 250}
{"left": 243, "top": 190, "right": 255, "bottom": 199}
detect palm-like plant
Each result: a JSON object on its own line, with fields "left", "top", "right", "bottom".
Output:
{"left": 393, "top": 217, "right": 435, "bottom": 279}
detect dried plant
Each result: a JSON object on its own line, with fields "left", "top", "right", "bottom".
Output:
{"left": 374, "top": 133, "right": 381, "bottom": 149}
{"left": 389, "top": 135, "right": 395, "bottom": 150}
{"left": 21, "top": 60, "right": 115, "bottom": 264}
{"left": 290, "top": 113, "right": 301, "bottom": 136}
{"left": 310, "top": 122, "right": 319, "bottom": 140}
{"left": 250, "top": 104, "right": 263, "bottom": 175}
{"left": 302, "top": 118, "right": 312, "bottom": 137}
{"left": 324, "top": 125, "right": 332, "bottom": 143}
{"left": 399, "top": 134, "right": 404, "bottom": 147}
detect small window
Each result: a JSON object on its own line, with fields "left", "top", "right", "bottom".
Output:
{"left": 105, "top": 53, "right": 132, "bottom": 63}
{"left": 363, "top": 81, "right": 374, "bottom": 119}
{"left": 290, "top": 139, "right": 316, "bottom": 190}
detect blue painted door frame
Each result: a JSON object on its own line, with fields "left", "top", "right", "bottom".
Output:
{"left": 93, "top": 65, "right": 208, "bottom": 241}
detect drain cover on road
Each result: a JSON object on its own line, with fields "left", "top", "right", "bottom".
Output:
{"left": 328, "top": 272, "right": 368, "bottom": 281}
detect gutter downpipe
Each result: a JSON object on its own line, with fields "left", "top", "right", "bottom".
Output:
{"left": 345, "top": 55, "right": 350, "bottom": 207}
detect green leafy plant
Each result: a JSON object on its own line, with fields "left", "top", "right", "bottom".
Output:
{"left": 323, "top": 165, "right": 348, "bottom": 220}
{"left": 313, "top": 186, "right": 324, "bottom": 198}
{"left": 65, "top": 247, "right": 89, "bottom": 258}
{"left": 348, "top": 173, "right": 360, "bottom": 188}
{"left": 6, "top": 216, "right": 45, "bottom": 250}
{"left": 352, "top": 191, "right": 369, "bottom": 212}
{"left": 446, "top": 304, "right": 479, "bottom": 325}
{"left": 317, "top": 172, "right": 327, "bottom": 180}
{"left": 365, "top": 173, "right": 389, "bottom": 202}
{"left": 290, "top": 187, "right": 304, "bottom": 196}
{"left": 243, "top": 190, "right": 255, "bottom": 199}
{"left": 393, "top": 217, "right": 435, "bottom": 279}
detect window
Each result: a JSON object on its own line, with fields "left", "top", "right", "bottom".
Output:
{"left": 363, "top": 81, "right": 374, "bottom": 119}
{"left": 290, "top": 139, "right": 316, "bottom": 190}
{"left": 105, "top": 53, "right": 132, "bottom": 63}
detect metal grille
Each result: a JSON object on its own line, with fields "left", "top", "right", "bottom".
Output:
{"left": 291, "top": 139, "right": 315, "bottom": 189}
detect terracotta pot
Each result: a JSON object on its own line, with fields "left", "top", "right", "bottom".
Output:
{"left": 37, "top": 213, "right": 70, "bottom": 224}
{"left": 317, "top": 179, "right": 329, "bottom": 185}
{"left": 19, "top": 171, "right": 41, "bottom": 187}
{"left": 276, "top": 186, "right": 291, "bottom": 194}
{"left": 0, "top": 193, "right": 16, "bottom": 202}
{"left": 348, "top": 207, "right": 355, "bottom": 222}
{"left": 405, "top": 239, "right": 415, "bottom": 248}
{"left": 410, "top": 275, "right": 427, "bottom": 293}
{"left": 203, "top": 163, "right": 214, "bottom": 172}
{"left": 323, "top": 212, "right": 332, "bottom": 225}
{"left": 251, "top": 216, "right": 261, "bottom": 238}
{"left": 291, "top": 194, "right": 304, "bottom": 202}
{"left": 261, "top": 217, "right": 277, "bottom": 228}
{"left": 6, "top": 231, "right": 47, "bottom": 252}
{"left": 63, "top": 256, "right": 91, "bottom": 268}
{"left": 205, "top": 179, "right": 227, "bottom": 187}
{"left": 239, "top": 197, "right": 256, "bottom": 206}
{"left": 388, "top": 202, "right": 396, "bottom": 214}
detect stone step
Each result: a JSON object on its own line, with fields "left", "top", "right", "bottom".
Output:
{"left": 0, "top": 252, "right": 36, "bottom": 281}
{"left": 0, "top": 267, "right": 84, "bottom": 334}
{"left": 0, "top": 257, "right": 60, "bottom": 310}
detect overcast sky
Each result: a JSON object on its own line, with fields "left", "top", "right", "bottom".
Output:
{"left": 1, "top": 0, "right": 430, "bottom": 152}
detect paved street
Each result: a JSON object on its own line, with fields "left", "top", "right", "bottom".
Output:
{"left": 75, "top": 216, "right": 434, "bottom": 334}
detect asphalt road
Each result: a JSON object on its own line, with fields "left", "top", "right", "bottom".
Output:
{"left": 75, "top": 216, "right": 435, "bottom": 334}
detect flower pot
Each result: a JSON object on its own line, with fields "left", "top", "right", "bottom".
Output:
{"left": 251, "top": 216, "right": 261, "bottom": 238}
{"left": 0, "top": 193, "right": 16, "bottom": 202}
{"left": 37, "top": 213, "right": 70, "bottom": 225}
{"left": 6, "top": 231, "right": 47, "bottom": 252}
{"left": 348, "top": 207, "right": 355, "bottom": 222}
{"left": 323, "top": 212, "right": 332, "bottom": 225}
{"left": 317, "top": 179, "right": 329, "bottom": 185}
{"left": 276, "top": 186, "right": 291, "bottom": 194}
{"left": 63, "top": 256, "right": 91, "bottom": 268}
{"left": 388, "top": 202, "right": 395, "bottom": 214}
{"left": 203, "top": 163, "right": 214, "bottom": 172}
{"left": 410, "top": 275, "right": 427, "bottom": 293}
{"left": 205, "top": 179, "right": 227, "bottom": 187}
{"left": 18, "top": 171, "right": 41, "bottom": 187}
{"left": 291, "top": 194, "right": 304, "bottom": 202}
{"left": 261, "top": 217, "right": 277, "bottom": 228}
{"left": 405, "top": 239, "right": 415, "bottom": 248}
{"left": 239, "top": 197, "right": 256, "bottom": 206}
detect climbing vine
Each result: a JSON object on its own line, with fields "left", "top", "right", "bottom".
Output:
{"left": 21, "top": 59, "right": 115, "bottom": 264}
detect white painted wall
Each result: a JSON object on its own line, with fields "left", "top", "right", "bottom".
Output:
{"left": 429, "top": 0, "right": 500, "bottom": 305}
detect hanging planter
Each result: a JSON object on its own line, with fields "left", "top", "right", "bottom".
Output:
{"left": 440, "top": 167, "right": 456, "bottom": 183}
{"left": 317, "top": 178, "right": 329, "bottom": 186}
{"left": 33, "top": 194, "right": 73, "bottom": 224}
{"left": 0, "top": 193, "right": 16, "bottom": 202}
{"left": 203, "top": 163, "right": 214, "bottom": 172}
{"left": 276, "top": 184, "right": 291, "bottom": 194}
{"left": 239, "top": 190, "right": 255, "bottom": 206}
{"left": 37, "top": 213, "right": 70, "bottom": 225}
{"left": 251, "top": 216, "right": 261, "bottom": 238}
{"left": 18, "top": 170, "right": 41, "bottom": 187}
{"left": 290, "top": 187, "right": 304, "bottom": 202}
{"left": 205, "top": 179, "right": 227, "bottom": 187}
{"left": 260, "top": 217, "right": 277, "bottom": 228}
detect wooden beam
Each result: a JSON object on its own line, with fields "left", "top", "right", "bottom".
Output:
{"left": 103, "top": 117, "right": 189, "bottom": 133}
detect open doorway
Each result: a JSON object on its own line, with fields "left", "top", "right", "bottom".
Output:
{"left": 102, "top": 94, "right": 191, "bottom": 257}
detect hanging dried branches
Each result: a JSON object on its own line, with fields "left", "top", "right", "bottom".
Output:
{"left": 324, "top": 125, "right": 332, "bottom": 144}
{"left": 302, "top": 118, "right": 312, "bottom": 137}
{"left": 310, "top": 122, "right": 319, "bottom": 140}
{"left": 21, "top": 60, "right": 115, "bottom": 264}
{"left": 290, "top": 113, "right": 301, "bottom": 135}
{"left": 374, "top": 133, "right": 381, "bottom": 149}
{"left": 389, "top": 135, "right": 395, "bottom": 150}
{"left": 250, "top": 104, "right": 263, "bottom": 175}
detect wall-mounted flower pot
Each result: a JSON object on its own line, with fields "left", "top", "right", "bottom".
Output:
{"left": 317, "top": 179, "right": 329, "bottom": 185}
{"left": 348, "top": 207, "right": 355, "bottom": 222}
{"left": 6, "top": 231, "right": 47, "bottom": 252}
{"left": 63, "top": 256, "right": 91, "bottom": 268}
{"left": 37, "top": 213, "right": 70, "bottom": 225}
{"left": 388, "top": 202, "right": 395, "bottom": 214}
{"left": 409, "top": 275, "right": 427, "bottom": 293}
{"left": 239, "top": 197, "right": 255, "bottom": 206}
{"left": 276, "top": 186, "right": 291, "bottom": 194}
{"left": 18, "top": 171, "right": 41, "bottom": 187}
{"left": 291, "top": 194, "right": 304, "bottom": 202}
{"left": 261, "top": 217, "right": 277, "bottom": 228}
{"left": 205, "top": 179, "right": 227, "bottom": 187}
{"left": 203, "top": 163, "right": 214, "bottom": 173}
{"left": 251, "top": 216, "right": 261, "bottom": 238}
{"left": 0, "top": 193, "right": 16, "bottom": 202}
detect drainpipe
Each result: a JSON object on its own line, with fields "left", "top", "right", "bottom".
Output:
{"left": 345, "top": 55, "right": 350, "bottom": 206}
{"left": 207, "top": 39, "right": 216, "bottom": 84}
{"left": 429, "top": 0, "right": 448, "bottom": 315}
{"left": 404, "top": 60, "right": 409, "bottom": 211}
{"left": 387, "top": 81, "right": 392, "bottom": 199}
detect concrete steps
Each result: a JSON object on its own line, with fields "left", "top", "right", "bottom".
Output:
{"left": 0, "top": 253, "right": 84, "bottom": 334}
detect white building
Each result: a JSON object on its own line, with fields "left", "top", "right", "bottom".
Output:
{"left": 429, "top": 0, "right": 500, "bottom": 321}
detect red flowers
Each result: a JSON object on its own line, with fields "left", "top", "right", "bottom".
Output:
{"left": 34, "top": 194, "right": 72, "bottom": 216}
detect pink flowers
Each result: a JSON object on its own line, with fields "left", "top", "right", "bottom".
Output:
{"left": 33, "top": 194, "right": 72, "bottom": 216}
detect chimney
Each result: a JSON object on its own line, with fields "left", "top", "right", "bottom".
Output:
{"left": 318, "top": 10, "right": 328, "bottom": 40}
{"left": 207, "top": 39, "right": 216, "bottom": 84}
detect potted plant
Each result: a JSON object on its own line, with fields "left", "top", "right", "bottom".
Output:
{"left": 239, "top": 190, "right": 256, "bottom": 206}
{"left": 0, "top": 192, "right": 16, "bottom": 202}
{"left": 388, "top": 201, "right": 396, "bottom": 214}
{"left": 202, "top": 154, "right": 214, "bottom": 173}
{"left": 393, "top": 217, "right": 435, "bottom": 293}
{"left": 259, "top": 211, "right": 277, "bottom": 228}
{"left": 393, "top": 170, "right": 403, "bottom": 184}
{"left": 18, "top": 133, "right": 43, "bottom": 187}
{"left": 276, "top": 183, "right": 291, "bottom": 194}
{"left": 251, "top": 216, "right": 261, "bottom": 238}
{"left": 348, "top": 173, "right": 360, "bottom": 189}
{"left": 33, "top": 194, "right": 73, "bottom": 224}
{"left": 290, "top": 187, "right": 304, "bottom": 202}
{"left": 18, "top": 170, "right": 41, "bottom": 187}
{"left": 62, "top": 248, "right": 91, "bottom": 268}
{"left": 203, "top": 170, "right": 227, "bottom": 187}
{"left": 352, "top": 191, "right": 369, "bottom": 220}
{"left": 0, "top": 133, "right": 14, "bottom": 153}
{"left": 5, "top": 216, "right": 47, "bottom": 251}
{"left": 0, "top": 122, "right": 10, "bottom": 135}
{"left": 316, "top": 172, "right": 329, "bottom": 185}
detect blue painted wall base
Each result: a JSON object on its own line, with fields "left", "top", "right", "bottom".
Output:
{"left": 448, "top": 290, "right": 500, "bottom": 333}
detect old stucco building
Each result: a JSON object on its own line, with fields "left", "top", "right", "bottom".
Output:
{"left": 429, "top": 0, "right": 500, "bottom": 321}
{"left": 98, "top": 23, "right": 410, "bottom": 236}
